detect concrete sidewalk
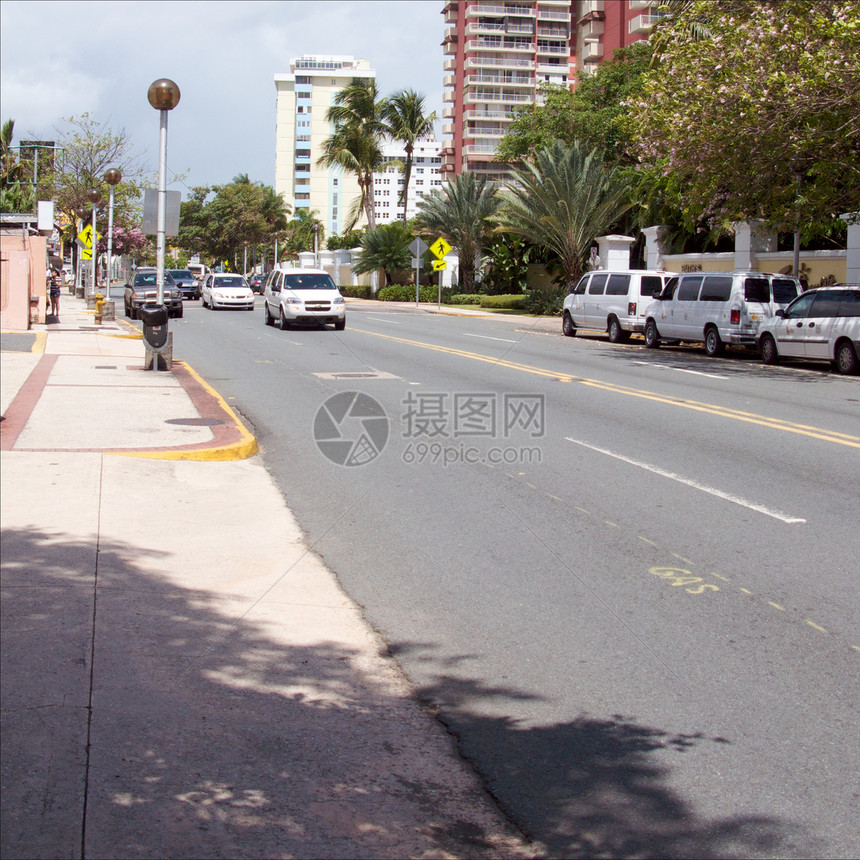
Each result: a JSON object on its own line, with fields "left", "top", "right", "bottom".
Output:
{"left": 1, "top": 293, "right": 541, "bottom": 859}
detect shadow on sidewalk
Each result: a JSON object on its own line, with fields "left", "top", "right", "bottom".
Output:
{"left": 1, "top": 526, "right": 815, "bottom": 859}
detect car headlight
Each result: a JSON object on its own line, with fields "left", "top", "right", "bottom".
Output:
{"left": 333, "top": 296, "right": 345, "bottom": 305}
{"left": 286, "top": 297, "right": 301, "bottom": 306}
{"left": 213, "top": 291, "right": 224, "bottom": 299}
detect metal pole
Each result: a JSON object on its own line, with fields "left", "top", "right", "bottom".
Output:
{"left": 91, "top": 204, "right": 98, "bottom": 298}
{"left": 156, "top": 108, "right": 168, "bottom": 305}
{"left": 106, "top": 185, "right": 115, "bottom": 299}
{"left": 793, "top": 171, "right": 802, "bottom": 284}
{"left": 437, "top": 267, "right": 442, "bottom": 309}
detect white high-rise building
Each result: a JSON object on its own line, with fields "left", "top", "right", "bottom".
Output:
{"left": 373, "top": 136, "right": 443, "bottom": 225}
{"left": 274, "top": 55, "right": 376, "bottom": 240}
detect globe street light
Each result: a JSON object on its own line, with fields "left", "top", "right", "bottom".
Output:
{"left": 86, "top": 188, "right": 101, "bottom": 299}
{"left": 104, "top": 168, "right": 121, "bottom": 299}
{"left": 147, "top": 78, "right": 180, "bottom": 306}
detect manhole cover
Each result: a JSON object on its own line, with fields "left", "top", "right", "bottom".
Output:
{"left": 165, "top": 418, "right": 225, "bottom": 426}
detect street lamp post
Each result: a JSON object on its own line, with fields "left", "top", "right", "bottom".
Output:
{"left": 313, "top": 221, "right": 320, "bottom": 268}
{"left": 147, "top": 78, "right": 181, "bottom": 306}
{"left": 104, "top": 168, "right": 121, "bottom": 299}
{"left": 86, "top": 188, "right": 101, "bottom": 299}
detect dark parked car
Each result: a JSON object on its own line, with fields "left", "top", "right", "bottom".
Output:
{"left": 167, "top": 269, "right": 200, "bottom": 300}
{"left": 248, "top": 273, "right": 265, "bottom": 293}
{"left": 124, "top": 269, "right": 183, "bottom": 319}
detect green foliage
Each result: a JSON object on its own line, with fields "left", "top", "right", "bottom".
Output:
{"left": 1, "top": 119, "right": 36, "bottom": 213}
{"left": 415, "top": 172, "right": 500, "bottom": 292}
{"left": 319, "top": 79, "right": 387, "bottom": 231}
{"left": 178, "top": 179, "right": 289, "bottom": 264}
{"left": 281, "top": 208, "right": 322, "bottom": 259}
{"left": 479, "top": 294, "right": 527, "bottom": 310}
{"left": 632, "top": 0, "right": 860, "bottom": 235}
{"left": 482, "top": 234, "right": 532, "bottom": 294}
{"left": 450, "top": 294, "right": 483, "bottom": 305}
{"left": 327, "top": 229, "right": 365, "bottom": 250}
{"left": 352, "top": 222, "right": 412, "bottom": 285}
{"left": 378, "top": 284, "right": 452, "bottom": 303}
{"left": 381, "top": 89, "right": 437, "bottom": 220}
{"left": 497, "top": 43, "right": 652, "bottom": 166}
{"left": 339, "top": 284, "right": 372, "bottom": 299}
{"left": 525, "top": 286, "right": 565, "bottom": 316}
{"left": 494, "top": 140, "right": 634, "bottom": 287}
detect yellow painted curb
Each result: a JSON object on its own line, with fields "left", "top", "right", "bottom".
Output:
{"left": 109, "top": 361, "right": 259, "bottom": 462}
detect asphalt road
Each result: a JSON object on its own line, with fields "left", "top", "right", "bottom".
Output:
{"left": 161, "top": 297, "right": 859, "bottom": 859}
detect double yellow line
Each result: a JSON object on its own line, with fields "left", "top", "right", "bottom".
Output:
{"left": 352, "top": 328, "right": 860, "bottom": 449}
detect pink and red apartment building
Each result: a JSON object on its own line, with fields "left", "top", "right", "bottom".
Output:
{"left": 441, "top": 0, "right": 660, "bottom": 180}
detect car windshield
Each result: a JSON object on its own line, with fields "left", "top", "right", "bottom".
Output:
{"left": 283, "top": 274, "right": 337, "bottom": 291}
{"left": 134, "top": 272, "right": 175, "bottom": 287}
{"left": 214, "top": 277, "right": 245, "bottom": 287}
{"left": 169, "top": 270, "right": 193, "bottom": 279}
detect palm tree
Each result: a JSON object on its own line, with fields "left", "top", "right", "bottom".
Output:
{"left": 318, "top": 79, "right": 387, "bottom": 231}
{"left": 352, "top": 222, "right": 412, "bottom": 286}
{"left": 493, "top": 140, "right": 633, "bottom": 288}
{"left": 415, "top": 172, "right": 500, "bottom": 292}
{"left": 382, "top": 89, "right": 437, "bottom": 222}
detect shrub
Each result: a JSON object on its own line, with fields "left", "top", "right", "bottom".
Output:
{"left": 450, "top": 294, "right": 483, "bottom": 305}
{"left": 525, "top": 286, "right": 565, "bottom": 316}
{"left": 480, "top": 294, "right": 527, "bottom": 310}
{"left": 339, "top": 284, "right": 372, "bottom": 299}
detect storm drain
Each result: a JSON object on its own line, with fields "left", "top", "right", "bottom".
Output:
{"left": 314, "top": 371, "right": 399, "bottom": 380}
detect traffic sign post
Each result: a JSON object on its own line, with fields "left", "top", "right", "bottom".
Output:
{"left": 428, "top": 237, "right": 452, "bottom": 309}
{"left": 409, "top": 238, "right": 428, "bottom": 305}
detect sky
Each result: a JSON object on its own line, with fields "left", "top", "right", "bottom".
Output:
{"left": 0, "top": 0, "right": 445, "bottom": 196}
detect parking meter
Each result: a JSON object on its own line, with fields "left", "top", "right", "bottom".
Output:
{"left": 140, "top": 304, "right": 169, "bottom": 349}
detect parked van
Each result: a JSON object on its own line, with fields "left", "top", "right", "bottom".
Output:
{"left": 643, "top": 271, "right": 802, "bottom": 356}
{"left": 757, "top": 285, "right": 860, "bottom": 374}
{"left": 186, "top": 263, "right": 209, "bottom": 283}
{"left": 562, "top": 269, "right": 670, "bottom": 342}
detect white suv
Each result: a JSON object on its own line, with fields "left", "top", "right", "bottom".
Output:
{"left": 263, "top": 268, "right": 346, "bottom": 330}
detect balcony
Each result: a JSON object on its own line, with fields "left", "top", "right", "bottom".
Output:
{"left": 465, "top": 108, "right": 514, "bottom": 120}
{"left": 443, "top": 90, "right": 456, "bottom": 102}
{"left": 469, "top": 125, "right": 506, "bottom": 138}
{"left": 465, "top": 21, "right": 506, "bottom": 36}
{"left": 579, "top": 17, "right": 604, "bottom": 38}
{"left": 466, "top": 4, "right": 535, "bottom": 16}
{"left": 444, "top": 58, "right": 457, "bottom": 71}
{"left": 536, "top": 42, "right": 569, "bottom": 55}
{"left": 629, "top": 0, "right": 656, "bottom": 9}
{"left": 536, "top": 7, "right": 570, "bottom": 21}
{"left": 467, "top": 73, "right": 534, "bottom": 86}
{"left": 443, "top": 123, "right": 455, "bottom": 136}
{"left": 507, "top": 23, "right": 535, "bottom": 34}
{"left": 537, "top": 25, "right": 568, "bottom": 37}
{"left": 581, "top": 39, "right": 603, "bottom": 64}
{"left": 466, "top": 55, "right": 534, "bottom": 70}
{"left": 629, "top": 13, "right": 663, "bottom": 34}
{"left": 465, "top": 89, "right": 534, "bottom": 104}
{"left": 444, "top": 27, "right": 458, "bottom": 41}
{"left": 444, "top": 75, "right": 457, "bottom": 87}
{"left": 443, "top": 106, "right": 456, "bottom": 118}
{"left": 577, "top": 0, "right": 604, "bottom": 19}
{"left": 444, "top": 3, "right": 458, "bottom": 23}
{"left": 444, "top": 38, "right": 457, "bottom": 55}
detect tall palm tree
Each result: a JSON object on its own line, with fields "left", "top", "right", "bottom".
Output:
{"left": 318, "top": 79, "right": 387, "bottom": 231}
{"left": 415, "top": 172, "right": 500, "bottom": 292}
{"left": 493, "top": 140, "right": 633, "bottom": 288}
{"left": 382, "top": 89, "right": 437, "bottom": 222}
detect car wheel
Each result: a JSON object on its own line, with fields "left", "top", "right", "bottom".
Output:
{"left": 562, "top": 311, "right": 576, "bottom": 338}
{"left": 175, "top": 307, "right": 183, "bottom": 319}
{"left": 334, "top": 318, "right": 346, "bottom": 331}
{"left": 280, "top": 309, "right": 290, "bottom": 330}
{"left": 125, "top": 302, "right": 132, "bottom": 318}
{"left": 704, "top": 326, "right": 724, "bottom": 357}
{"left": 759, "top": 333, "right": 779, "bottom": 365}
{"left": 264, "top": 303, "right": 274, "bottom": 326}
{"left": 644, "top": 319, "right": 660, "bottom": 349}
{"left": 608, "top": 317, "right": 628, "bottom": 344}
{"left": 834, "top": 340, "right": 859, "bottom": 375}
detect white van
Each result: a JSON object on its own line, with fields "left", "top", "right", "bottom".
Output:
{"left": 186, "top": 263, "right": 209, "bottom": 283}
{"left": 562, "top": 270, "right": 670, "bottom": 342}
{"left": 263, "top": 267, "right": 346, "bottom": 330}
{"left": 643, "top": 271, "right": 802, "bottom": 356}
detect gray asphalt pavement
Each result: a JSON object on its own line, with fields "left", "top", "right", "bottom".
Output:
{"left": 0, "top": 291, "right": 540, "bottom": 859}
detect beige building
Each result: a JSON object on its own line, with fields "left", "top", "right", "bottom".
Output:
{"left": 274, "top": 55, "right": 376, "bottom": 241}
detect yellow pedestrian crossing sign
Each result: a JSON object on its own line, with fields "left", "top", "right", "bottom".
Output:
{"left": 432, "top": 259, "right": 447, "bottom": 271}
{"left": 77, "top": 225, "right": 102, "bottom": 248}
{"left": 429, "top": 237, "right": 451, "bottom": 260}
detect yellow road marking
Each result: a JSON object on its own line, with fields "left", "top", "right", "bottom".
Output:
{"left": 805, "top": 620, "right": 828, "bottom": 634}
{"left": 768, "top": 602, "right": 786, "bottom": 611}
{"left": 740, "top": 588, "right": 753, "bottom": 595}
{"left": 352, "top": 328, "right": 860, "bottom": 448}
{"left": 638, "top": 536, "right": 658, "bottom": 547}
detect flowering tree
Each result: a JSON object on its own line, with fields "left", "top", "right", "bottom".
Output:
{"left": 631, "top": 0, "right": 860, "bottom": 236}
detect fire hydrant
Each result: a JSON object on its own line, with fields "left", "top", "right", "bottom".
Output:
{"left": 94, "top": 291, "right": 106, "bottom": 324}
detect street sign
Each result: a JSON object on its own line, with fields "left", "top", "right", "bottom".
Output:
{"left": 429, "top": 237, "right": 451, "bottom": 260}
{"left": 411, "top": 257, "right": 422, "bottom": 268}
{"left": 409, "top": 237, "right": 428, "bottom": 257}
{"left": 81, "top": 248, "right": 93, "bottom": 261}
{"left": 77, "top": 225, "right": 102, "bottom": 248}
{"left": 432, "top": 259, "right": 447, "bottom": 271}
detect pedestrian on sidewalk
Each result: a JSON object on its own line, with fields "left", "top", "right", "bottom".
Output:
{"left": 49, "top": 266, "right": 62, "bottom": 319}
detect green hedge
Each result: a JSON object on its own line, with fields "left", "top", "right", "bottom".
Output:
{"left": 338, "top": 284, "right": 373, "bottom": 299}
{"left": 378, "top": 284, "right": 455, "bottom": 303}
{"left": 450, "top": 293, "right": 483, "bottom": 305}
{"left": 479, "top": 294, "right": 527, "bottom": 310}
